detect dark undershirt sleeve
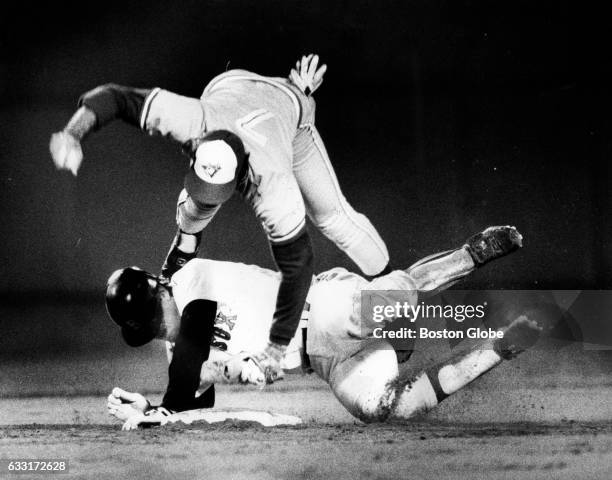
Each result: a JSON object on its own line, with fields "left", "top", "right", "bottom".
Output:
{"left": 191, "top": 383, "right": 215, "bottom": 409}
{"left": 269, "top": 229, "right": 314, "bottom": 346}
{"left": 77, "top": 84, "right": 153, "bottom": 130}
{"left": 161, "top": 299, "right": 217, "bottom": 412}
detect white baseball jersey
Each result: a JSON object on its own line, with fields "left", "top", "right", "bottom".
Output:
{"left": 168, "top": 259, "right": 416, "bottom": 386}
{"left": 169, "top": 259, "right": 304, "bottom": 384}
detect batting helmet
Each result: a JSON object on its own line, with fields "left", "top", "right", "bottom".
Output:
{"left": 105, "top": 267, "right": 161, "bottom": 347}
{"left": 184, "top": 130, "right": 248, "bottom": 205}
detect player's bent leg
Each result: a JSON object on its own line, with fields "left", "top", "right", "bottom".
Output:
{"left": 324, "top": 339, "right": 435, "bottom": 423}
{"left": 407, "top": 226, "right": 523, "bottom": 292}
{"left": 176, "top": 189, "right": 220, "bottom": 235}
{"left": 324, "top": 339, "right": 400, "bottom": 422}
{"left": 408, "top": 248, "right": 475, "bottom": 292}
{"left": 160, "top": 229, "right": 202, "bottom": 280}
{"left": 292, "top": 124, "right": 389, "bottom": 276}
{"left": 315, "top": 205, "right": 389, "bottom": 276}
{"left": 161, "top": 189, "right": 220, "bottom": 279}
{"left": 324, "top": 316, "right": 540, "bottom": 423}
{"left": 389, "top": 315, "right": 540, "bottom": 421}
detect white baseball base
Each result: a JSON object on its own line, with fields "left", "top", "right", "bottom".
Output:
{"left": 162, "top": 409, "right": 302, "bottom": 427}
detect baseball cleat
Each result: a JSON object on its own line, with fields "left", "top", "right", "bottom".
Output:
{"left": 464, "top": 226, "right": 523, "bottom": 266}
{"left": 493, "top": 315, "right": 542, "bottom": 360}
{"left": 160, "top": 230, "right": 202, "bottom": 281}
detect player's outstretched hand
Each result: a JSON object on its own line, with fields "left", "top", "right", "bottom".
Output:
{"left": 107, "top": 387, "right": 150, "bottom": 422}
{"left": 121, "top": 407, "right": 173, "bottom": 431}
{"left": 249, "top": 341, "right": 287, "bottom": 385}
{"left": 289, "top": 54, "right": 327, "bottom": 96}
{"left": 223, "top": 353, "right": 266, "bottom": 386}
{"left": 49, "top": 131, "right": 83, "bottom": 176}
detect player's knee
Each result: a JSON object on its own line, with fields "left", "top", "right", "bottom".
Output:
{"left": 334, "top": 373, "right": 439, "bottom": 423}
{"left": 349, "top": 388, "right": 396, "bottom": 423}
{"left": 329, "top": 343, "right": 399, "bottom": 423}
{"left": 312, "top": 205, "right": 364, "bottom": 246}
{"left": 177, "top": 196, "right": 220, "bottom": 234}
{"left": 182, "top": 195, "right": 216, "bottom": 217}
{"left": 310, "top": 203, "right": 348, "bottom": 230}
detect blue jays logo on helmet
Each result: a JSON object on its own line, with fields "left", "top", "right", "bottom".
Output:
{"left": 184, "top": 130, "right": 248, "bottom": 205}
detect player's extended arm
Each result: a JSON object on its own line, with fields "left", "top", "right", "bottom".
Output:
{"left": 49, "top": 84, "right": 154, "bottom": 176}
{"left": 250, "top": 230, "right": 314, "bottom": 383}
{"left": 161, "top": 299, "right": 217, "bottom": 412}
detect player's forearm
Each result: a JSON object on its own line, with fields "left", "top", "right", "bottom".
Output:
{"left": 76, "top": 83, "right": 153, "bottom": 132}
{"left": 51, "top": 85, "right": 155, "bottom": 175}
{"left": 63, "top": 106, "right": 97, "bottom": 141}
{"left": 162, "top": 299, "right": 217, "bottom": 412}
{"left": 269, "top": 230, "right": 314, "bottom": 346}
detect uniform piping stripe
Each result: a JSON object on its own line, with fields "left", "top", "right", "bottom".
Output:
{"left": 236, "top": 109, "right": 276, "bottom": 147}
{"left": 238, "top": 108, "right": 274, "bottom": 125}
{"left": 302, "top": 123, "right": 389, "bottom": 263}
{"left": 140, "top": 87, "right": 162, "bottom": 130}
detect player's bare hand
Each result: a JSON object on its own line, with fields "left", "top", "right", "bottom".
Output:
{"left": 49, "top": 130, "right": 83, "bottom": 176}
{"left": 223, "top": 353, "right": 265, "bottom": 386}
{"left": 107, "top": 387, "right": 150, "bottom": 422}
{"left": 289, "top": 54, "right": 327, "bottom": 96}
{"left": 249, "top": 342, "right": 287, "bottom": 385}
{"left": 239, "top": 358, "right": 268, "bottom": 386}
{"left": 121, "top": 407, "right": 173, "bottom": 431}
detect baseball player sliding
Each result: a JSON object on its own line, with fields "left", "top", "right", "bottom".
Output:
{"left": 50, "top": 55, "right": 391, "bottom": 383}
{"left": 105, "top": 226, "right": 540, "bottom": 429}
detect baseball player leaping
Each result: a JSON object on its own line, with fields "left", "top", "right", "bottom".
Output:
{"left": 50, "top": 55, "right": 391, "bottom": 382}
{"left": 105, "top": 226, "right": 540, "bottom": 429}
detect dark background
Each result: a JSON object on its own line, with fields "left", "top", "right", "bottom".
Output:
{"left": 0, "top": 1, "right": 610, "bottom": 378}
{"left": 1, "top": 0, "right": 608, "bottom": 296}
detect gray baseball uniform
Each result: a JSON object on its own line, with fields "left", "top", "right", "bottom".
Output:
{"left": 143, "top": 70, "right": 389, "bottom": 274}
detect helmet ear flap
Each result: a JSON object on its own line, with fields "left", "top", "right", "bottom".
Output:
{"left": 105, "top": 267, "right": 161, "bottom": 347}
